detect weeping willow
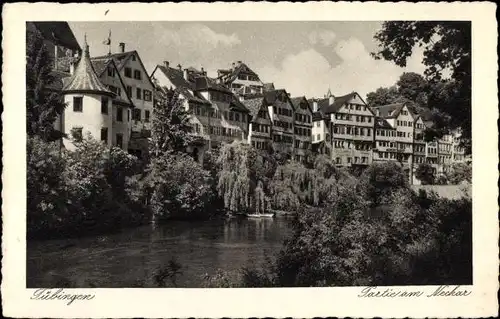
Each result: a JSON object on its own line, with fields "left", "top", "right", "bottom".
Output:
{"left": 217, "top": 141, "right": 261, "bottom": 213}
{"left": 268, "top": 155, "right": 356, "bottom": 211}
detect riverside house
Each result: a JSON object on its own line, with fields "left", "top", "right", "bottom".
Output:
{"left": 60, "top": 39, "right": 133, "bottom": 151}
{"left": 150, "top": 61, "right": 250, "bottom": 163}
{"left": 91, "top": 43, "right": 155, "bottom": 158}
{"left": 265, "top": 89, "right": 296, "bottom": 158}
{"left": 290, "top": 96, "right": 313, "bottom": 163}
{"left": 217, "top": 61, "right": 264, "bottom": 100}
{"left": 373, "top": 102, "right": 416, "bottom": 180}
{"left": 242, "top": 97, "right": 273, "bottom": 151}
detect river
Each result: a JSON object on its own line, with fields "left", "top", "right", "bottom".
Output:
{"left": 27, "top": 216, "right": 294, "bottom": 288}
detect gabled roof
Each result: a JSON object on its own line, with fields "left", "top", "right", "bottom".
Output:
{"left": 62, "top": 41, "right": 114, "bottom": 97}
{"left": 195, "top": 76, "right": 233, "bottom": 94}
{"left": 263, "top": 89, "right": 294, "bottom": 108}
{"left": 372, "top": 102, "right": 417, "bottom": 120}
{"left": 94, "top": 50, "right": 156, "bottom": 88}
{"left": 213, "top": 98, "right": 250, "bottom": 114}
{"left": 28, "top": 22, "right": 81, "bottom": 52}
{"left": 90, "top": 57, "right": 113, "bottom": 77}
{"left": 375, "top": 117, "right": 396, "bottom": 129}
{"left": 321, "top": 92, "right": 357, "bottom": 114}
{"left": 93, "top": 51, "right": 134, "bottom": 70}
{"left": 218, "top": 61, "right": 261, "bottom": 84}
{"left": 153, "top": 65, "right": 207, "bottom": 105}
{"left": 242, "top": 97, "right": 266, "bottom": 120}
{"left": 290, "top": 96, "right": 312, "bottom": 114}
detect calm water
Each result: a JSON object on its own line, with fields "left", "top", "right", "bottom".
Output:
{"left": 27, "top": 217, "right": 294, "bottom": 287}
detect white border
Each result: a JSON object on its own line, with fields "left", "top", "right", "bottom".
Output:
{"left": 2, "top": 2, "right": 499, "bottom": 318}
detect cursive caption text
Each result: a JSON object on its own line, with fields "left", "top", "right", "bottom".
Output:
{"left": 31, "top": 288, "right": 95, "bottom": 305}
{"left": 358, "top": 285, "right": 472, "bottom": 298}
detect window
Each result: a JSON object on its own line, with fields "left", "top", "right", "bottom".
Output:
{"left": 126, "top": 86, "right": 132, "bottom": 98}
{"left": 134, "top": 70, "right": 142, "bottom": 80}
{"left": 116, "top": 133, "right": 123, "bottom": 148}
{"left": 235, "top": 113, "right": 240, "bottom": 122}
{"left": 317, "top": 134, "right": 320, "bottom": 140}
{"left": 132, "top": 55, "right": 136, "bottom": 61}
{"left": 107, "top": 67, "right": 115, "bottom": 77}
{"left": 145, "top": 110, "right": 150, "bottom": 122}
{"left": 117, "top": 107, "right": 123, "bottom": 122}
{"left": 101, "top": 97, "right": 108, "bottom": 114}
{"left": 124, "top": 67, "right": 132, "bottom": 78}
{"left": 136, "top": 88, "right": 142, "bottom": 99}
{"left": 127, "top": 110, "right": 130, "bottom": 122}
{"left": 71, "top": 127, "right": 83, "bottom": 141}
{"left": 133, "top": 109, "right": 141, "bottom": 121}
{"left": 101, "top": 128, "right": 108, "bottom": 143}
{"left": 143, "top": 90, "right": 152, "bottom": 102}
{"left": 73, "top": 96, "right": 83, "bottom": 112}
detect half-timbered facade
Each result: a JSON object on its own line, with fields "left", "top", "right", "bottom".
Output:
{"left": 265, "top": 89, "right": 295, "bottom": 157}
{"left": 290, "top": 96, "right": 313, "bottom": 163}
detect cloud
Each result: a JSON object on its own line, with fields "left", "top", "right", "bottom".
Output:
{"left": 157, "top": 23, "right": 241, "bottom": 52}
{"left": 256, "top": 37, "right": 426, "bottom": 99}
{"left": 308, "top": 30, "right": 337, "bottom": 46}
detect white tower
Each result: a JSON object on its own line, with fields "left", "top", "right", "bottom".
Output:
{"left": 61, "top": 36, "right": 121, "bottom": 150}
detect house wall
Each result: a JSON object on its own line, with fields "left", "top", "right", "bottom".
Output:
{"left": 62, "top": 94, "right": 130, "bottom": 150}
{"left": 118, "top": 53, "right": 154, "bottom": 133}
{"left": 330, "top": 96, "right": 375, "bottom": 166}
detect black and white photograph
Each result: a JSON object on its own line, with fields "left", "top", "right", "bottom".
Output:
{"left": 2, "top": 2, "right": 498, "bottom": 318}
{"left": 25, "top": 18, "right": 473, "bottom": 288}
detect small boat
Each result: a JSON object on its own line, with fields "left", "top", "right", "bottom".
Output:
{"left": 245, "top": 212, "right": 275, "bottom": 218}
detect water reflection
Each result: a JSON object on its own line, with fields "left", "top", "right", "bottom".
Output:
{"left": 27, "top": 216, "right": 293, "bottom": 288}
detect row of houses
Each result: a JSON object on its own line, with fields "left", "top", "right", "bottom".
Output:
{"left": 30, "top": 22, "right": 467, "bottom": 184}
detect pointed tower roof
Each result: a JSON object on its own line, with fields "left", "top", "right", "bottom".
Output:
{"left": 62, "top": 36, "right": 115, "bottom": 97}
{"left": 325, "top": 87, "right": 334, "bottom": 98}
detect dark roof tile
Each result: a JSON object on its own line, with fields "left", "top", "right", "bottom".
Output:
{"left": 242, "top": 97, "right": 265, "bottom": 120}
{"left": 62, "top": 42, "right": 114, "bottom": 97}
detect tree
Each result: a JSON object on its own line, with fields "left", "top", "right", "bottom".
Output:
{"left": 146, "top": 151, "right": 214, "bottom": 222}
{"left": 445, "top": 162, "right": 472, "bottom": 184}
{"left": 150, "top": 88, "right": 194, "bottom": 156}
{"left": 27, "top": 136, "right": 69, "bottom": 237}
{"left": 358, "top": 161, "right": 409, "bottom": 206}
{"left": 26, "top": 29, "right": 67, "bottom": 141}
{"left": 366, "top": 72, "right": 433, "bottom": 120}
{"left": 216, "top": 141, "right": 273, "bottom": 214}
{"left": 372, "top": 22, "right": 471, "bottom": 150}
{"left": 366, "top": 86, "right": 402, "bottom": 107}
{"left": 415, "top": 163, "right": 436, "bottom": 185}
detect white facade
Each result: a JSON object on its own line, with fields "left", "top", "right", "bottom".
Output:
{"left": 62, "top": 93, "right": 130, "bottom": 151}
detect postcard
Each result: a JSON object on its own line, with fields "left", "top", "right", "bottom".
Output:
{"left": 2, "top": 2, "right": 498, "bottom": 318}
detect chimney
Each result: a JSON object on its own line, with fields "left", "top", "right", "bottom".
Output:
{"left": 232, "top": 62, "right": 236, "bottom": 69}
{"left": 163, "top": 61, "right": 169, "bottom": 68}
{"left": 118, "top": 42, "right": 125, "bottom": 53}
{"left": 177, "top": 64, "right": 182, "bottom": 70}
{"left": 329, "top": 95, "right": 335, "bottom": 105}
{"left": 183, "top": 68, "right": 189, "bottom": 81}
{"left": 313, "top": 99, "right": 318, "bottom": 112}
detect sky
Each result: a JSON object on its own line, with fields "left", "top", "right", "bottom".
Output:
{"left": 69, "top": 21, "right": 427, "bottom": 99}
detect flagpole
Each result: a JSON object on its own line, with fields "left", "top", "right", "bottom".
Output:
{"left": 108, "top": 30, "right": 112, "bottom": 55}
